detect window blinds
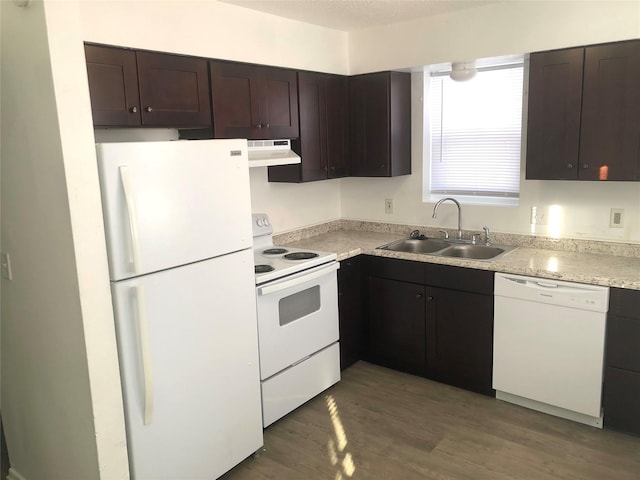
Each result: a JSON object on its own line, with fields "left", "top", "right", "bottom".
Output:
{"left": 430, "top": 64, "right": 524, "bottom": 198}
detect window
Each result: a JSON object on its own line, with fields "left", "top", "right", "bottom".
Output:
{"left": 426, "top": 62, "right": 524, "bottom": 205}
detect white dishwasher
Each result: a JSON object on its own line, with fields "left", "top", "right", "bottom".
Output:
{"left": 493, "top": 273, "right": 609, "bottom": 427}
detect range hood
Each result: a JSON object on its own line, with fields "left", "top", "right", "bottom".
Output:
{"left": 247, "top": 139, "right": 301, "bottom": 168}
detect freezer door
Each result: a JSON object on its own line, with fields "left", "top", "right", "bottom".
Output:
{"left": 97, "top": 139, "right": 252, "bottom": 280}
{"left": 111, "top": 250, "right": 263, "bottom": 479}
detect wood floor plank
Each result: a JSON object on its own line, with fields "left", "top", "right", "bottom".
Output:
{"left": 221, "top": 362, "right": 640, "bottom": 479}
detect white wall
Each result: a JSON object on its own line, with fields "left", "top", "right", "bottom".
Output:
{"left": 79, "top": 0, "right": 349, "bottom": 74}
{"left": 1, "top": 1, "right": 128, "bottom": 479}
{"left": 348, "top": 1, "right": 640, "bottom": 74}
{"left": 249, "top": 168, "right": 341, "bottom": 232}
{"left": 343, "top": 1, "right": 640, "bottom": 243}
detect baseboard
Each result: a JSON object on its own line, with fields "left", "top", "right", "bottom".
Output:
{"left": 7, "top": 467, "right": 27, "bottom": 480}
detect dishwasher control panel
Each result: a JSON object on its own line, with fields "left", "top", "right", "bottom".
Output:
{"left": 494, "top": 273, "right": 609, "bottom": 313}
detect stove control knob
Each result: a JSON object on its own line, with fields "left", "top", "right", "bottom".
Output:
{"left": 256, "top": 218, "right": 264, "bottom": 227}
{"left": 264, "top": 218, "right": 270, "bottom": 226}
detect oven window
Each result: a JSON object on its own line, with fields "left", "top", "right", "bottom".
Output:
{"left": 279, "top": 286, "right": 321, "bottom": 326}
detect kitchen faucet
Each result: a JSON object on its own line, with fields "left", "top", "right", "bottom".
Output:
{"left": 432, "top": 197, "right": 463, "bottom": 240}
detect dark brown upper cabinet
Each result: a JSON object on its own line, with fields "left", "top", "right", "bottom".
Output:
{"left": 349, "top": 71, "right": 411, "bottom": 177}
{"left": 526, "top": 48, "right": 584, "bottom": 180}
{"left": 526, "top": 40, "right": 640, "bottom": 181}
{"left": 85, "top": 45, "right": 211, "bottom": 128}
{"left": 268, "top": 71, "right": 349, "bottom": 182}
{"left": 210, "top": 61, "right": 299, "bottom": 140}
{"left": 85, "top": 45, "right": 141, "bottom": 126}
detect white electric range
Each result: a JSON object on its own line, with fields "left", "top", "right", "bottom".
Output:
{"left": 251, "top": 213, "right": 341, "bottom": 427}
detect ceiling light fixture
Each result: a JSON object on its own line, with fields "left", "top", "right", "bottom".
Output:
{"left": 450, "top": 61, "right": 477, "bottom": 82}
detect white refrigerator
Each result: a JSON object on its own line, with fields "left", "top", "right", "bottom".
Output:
{"left": 96, "top": 139, "right": 263, "bottom": 479}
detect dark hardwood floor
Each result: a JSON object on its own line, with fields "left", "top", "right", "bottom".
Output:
{"left": 221, "top": 361, "right": 640, "bottom": 480}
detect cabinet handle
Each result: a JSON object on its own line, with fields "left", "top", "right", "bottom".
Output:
{"left": 567, "top": 163, "right": 574, "bottom": 169}
{"left": 129, "top": 106, "right": 138, "bottom": 113}
{"left": 255, "top": 124, "right": 263, "bottom": 128}
{"left": 145, "top": 106, "right": 153, "bottom": 113}
{"left": 582, "top": 163, "right": 589, "bottom": 169}
{"left": 416, "top": 293, "right": 423, "bottom": 299}
{"left": 265, "top": 123, "right": 270, "bottom": 128}
{"left": 427, "top": 296, "right": 434, "bottom": 301}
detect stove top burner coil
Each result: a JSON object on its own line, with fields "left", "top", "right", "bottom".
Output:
{"left": 284, "top": 252, "right": 319, "bottom": 261}
{"left": 262, "top": 248, "right": 288, "bottom": 255}
{"left": 255, "top": 264, "right": 275, "bottom": 274}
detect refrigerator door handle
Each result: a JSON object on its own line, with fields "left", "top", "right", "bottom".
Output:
{"left": 119, "top": 165, "right": 142, "bottom": 274}
{"left": 133, "top": 284, "right": 154, "bottom": 425}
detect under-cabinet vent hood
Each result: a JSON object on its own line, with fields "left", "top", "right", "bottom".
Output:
{"left": 247, "top": 139, "right": 301, "bottom": 168}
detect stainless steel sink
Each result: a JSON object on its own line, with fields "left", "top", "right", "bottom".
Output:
{"left": 377, "top": 237, "right": 517, "bottom": 261}
{"left": 378, "top": 237, "right": 450, "bottom": 254}
{"left": 437, "top": 244, "right": 512, "bottom": 260}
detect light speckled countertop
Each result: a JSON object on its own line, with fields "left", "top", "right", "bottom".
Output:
{"left": 275, "top": 225, "right": 640, "bottom": 291}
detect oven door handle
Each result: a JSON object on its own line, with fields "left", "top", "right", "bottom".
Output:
{"left": 258, "top": 262, "right": 340, "bottom": 296}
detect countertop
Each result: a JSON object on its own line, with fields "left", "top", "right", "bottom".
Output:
{"left": 277, "top": 227, "right": 640, "bottom": 291}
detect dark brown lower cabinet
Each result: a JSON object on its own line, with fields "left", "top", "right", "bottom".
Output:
{"left": 367, "top": 276, "right": 426, "bottom": 376}
{"left": 603, "top": 367, "right": 640, "bottom": 435}
{"left": 363, "top": 256, "right": 494, "bottom": 395}
{"left": 603, "top": 287, "right": 640, "bottom": 436}
{"left": 426, "top": 286, "right": 494, "bottom": 396}
{"left": 338, "top": 257, "right": 363, "bottom": 370}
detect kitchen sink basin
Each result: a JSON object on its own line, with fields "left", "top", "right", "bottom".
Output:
{"left": 437, "top": 244, "right": 510, "bottom": 260}
{"left": 377, "top": 237, "right": 517, "bottom": 261}
{"left": 378, "top": 237, "right": 450, "bottom": 254}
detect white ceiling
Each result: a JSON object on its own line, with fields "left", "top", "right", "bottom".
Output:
{"left": 219, "top": 0, "right": 502, "bottom": 32}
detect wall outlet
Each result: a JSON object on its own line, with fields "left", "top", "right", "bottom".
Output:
{"left": 610, "top": 208, "right": 624, "bottom": 228}
{"left": 530, "top": 206, "right": 547, "bottom": 225}
{"left": 385, "top": 198, "right": 393, "bottom": 214}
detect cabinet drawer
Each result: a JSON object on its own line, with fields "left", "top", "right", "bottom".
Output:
{"left": 603, "top": 367, "right": 640, "bottom": 435}
{"left": 609, "top": 287, "right": 640, "bottom": 318}
{"left": 366, "top": 256, "right": 425, "bottom": 284}
{"left": 425, "top": 263, "right": 494, "bottom": 295}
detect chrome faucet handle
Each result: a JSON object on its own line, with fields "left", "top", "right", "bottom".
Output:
{"left": 409, "top": 229, "right": 421, "bottom": 239}
{"left": 438, "top": 230, "right": 450, "bottom": 240}
{"left": 471, "top": 233, "right": 481, "bottom": 245}
{"left": 483, "top": 226, "right": 491, "bottom": 245}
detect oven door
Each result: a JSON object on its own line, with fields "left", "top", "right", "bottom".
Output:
{"left": 256, "top": 261, "right": 339, "bottom": 380}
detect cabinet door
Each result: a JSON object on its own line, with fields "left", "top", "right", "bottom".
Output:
{"left": 367, "top": 276, "right": 426, "bottom": 375}
{"left": 297, "top": 71, "right": 328, "bottom": 181}
{"left": 580, "top": 40, "right": 640, "bottom": 181}
{"left": 136, "top": 51, "right": 211, "bottom": 127}
{"left": 525, "top": 48, "right": 584, "bottom": 180}
{"left": 603, "top": 367, "right": 640, "bottom": 435}
{"left": 211, "top": 62, "right": 298, "bottom": 140}
{"left": 338, "top": 257, "right": 362, "bottom": 370}
{"left": 85, "top": 44, "right": 141, "bottom": 126}
{"left": 268, "top": 72, "right": 348, "bottom": 183}
{"left": 259, "top": 66, "right": 299, "bottom": 139}
{"left": 210, "top": 61, "right": 259, "bottom": 138}
{"left": 326, "top": 74, "right": 349, "bottom": 178}
{"left": 350, "top": 73, "right": 391, "bottom": 176}
{"left": 426, "top": 286, "right": 494, "bottom": 396}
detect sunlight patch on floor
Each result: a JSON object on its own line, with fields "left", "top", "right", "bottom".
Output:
{"left": 326, "top": 394, "right": 355, "bottom": 478}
